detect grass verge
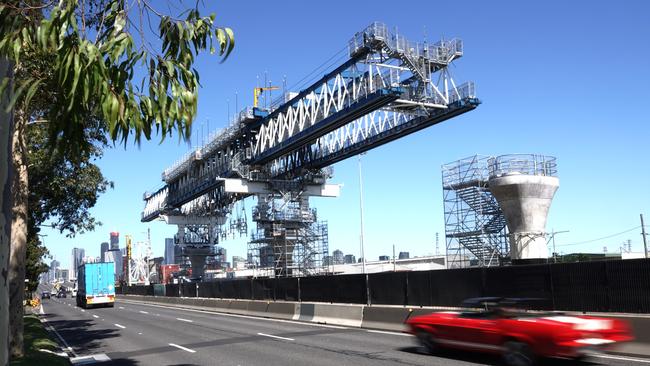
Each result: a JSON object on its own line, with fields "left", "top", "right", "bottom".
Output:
{"left": 10, "top": 314, "right": 69, "bottom": 366}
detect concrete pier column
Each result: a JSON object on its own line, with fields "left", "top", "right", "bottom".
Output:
{"left": 489, "top": 174, "right": 559, "bottom": 260}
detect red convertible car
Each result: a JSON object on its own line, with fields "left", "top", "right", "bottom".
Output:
{"left": 406, "top": 298, "right": 633, "bottom": 366}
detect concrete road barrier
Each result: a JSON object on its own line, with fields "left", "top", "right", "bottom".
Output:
{"left": 361, "top": 306, "right": 411, "bottom": 332}
{"left": 267, "top": 302, "right": 298, "bottom": 320}
{"left": 297, "top": 303, "right": 363, "bottom": 327}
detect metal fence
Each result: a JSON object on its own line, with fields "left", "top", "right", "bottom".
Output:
{"left": 118, "top": 258, "right": 650, "bottom": 313}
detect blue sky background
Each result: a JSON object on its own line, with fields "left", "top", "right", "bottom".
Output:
{"left": 42, "top": 0, "right": 650, "bottom": 268}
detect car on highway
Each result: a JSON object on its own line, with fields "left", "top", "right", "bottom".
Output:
{"left": 56, "top": 291, "right": 67, "bottom": 298}
{"left": 40, "top": 291, "right": 51, "bottom": 299}
{"left": 406, "top": 297, "right": 633, "bottom": 366}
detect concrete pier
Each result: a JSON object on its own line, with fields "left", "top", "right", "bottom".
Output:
{"left": 489, "top": 173, "right": 559, "bottom": 260}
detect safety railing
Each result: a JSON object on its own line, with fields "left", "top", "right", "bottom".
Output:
{"left": 488, "top": 154, "right": 558, "bottom": 178}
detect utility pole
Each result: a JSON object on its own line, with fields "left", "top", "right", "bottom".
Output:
{"left": 641, "top": 214, "right": 648, "bottom": 259}
{"left": 548, "top": 229, "right": 569, "bottom": 263}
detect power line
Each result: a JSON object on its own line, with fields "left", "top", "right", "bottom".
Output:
{"left": 556, "top": 226, "right": 642, "bottom": 246}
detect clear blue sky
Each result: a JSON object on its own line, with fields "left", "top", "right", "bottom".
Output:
{"left": 42, "top": 0, "right": 650, "bottom": 269}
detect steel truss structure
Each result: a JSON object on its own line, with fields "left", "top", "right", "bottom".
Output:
{"left": 443, "top": 156, "right": 509, "bottom": 268}
{"left": 142, "top": 22, "right": 480, "bottom": 277}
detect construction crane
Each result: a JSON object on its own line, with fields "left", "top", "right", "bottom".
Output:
{"left": 253, "top": 86, "right": 279, "bottom": 108}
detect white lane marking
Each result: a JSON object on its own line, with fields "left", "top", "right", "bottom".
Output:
{"left": 169, "top": 343, "right": 196, "bottom": 353}
{"left": 119, "top": 300, "right": 349, "bottom": 330}
{"left": 70, "top": 354, "right": 111, "bottom": 364}
{"left": 139, "top": 310, "right": 149, "bottom": 314}
{"left": 138, "top": 332, "right": 142, "bottom": 335}
{"left": 80, "top": 309, "right": 85, "bottom": 312}
{"left": 176, "top": 318, "right": 193, "bottom": 323}
{"left": 366, "top": 329, "right": 411, "bottom": 337}
{"left": 40, "top": 304, "right": 78, "bottom": 357}
{"left": 594, "top": 354, "right": 650, "bottom": 364}
{"left": 119, "top": 306, "right": 125, "bottom": 309}
{"left": 257, "top": 332, "right": 294, "bottom": 341}
{"left": 114, "top": 323, "right": 126, "bottom": 329}
{"left": 92, "top": 315, "right": 99, "bottom": 319}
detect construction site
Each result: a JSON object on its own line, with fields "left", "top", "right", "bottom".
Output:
{"left": 139, "top": 22, "right": 563, "bottom": 280}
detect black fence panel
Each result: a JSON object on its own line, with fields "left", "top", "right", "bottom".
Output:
{"left": 252, "top": 279, "right": 274, "bottom": 300}
{"left": 369, "top": 272, "right": 407, "bottom": 305}
{"left": 181, "top": 283, "right": 197, "bottom": 297}
{"left": 198, "top": 282, "right": 220, "bottom": 298}
{"left": 126, "top": 259, "right": 650, "bottom": 313}
{"left": 300, "top": 276, "right": 336, "bottom": 302}
{"left": 166, "top": 284, "right": 180, "bottom": 297}
{"left": 606, "top": 259, "right": 650, "bottom": 313}
{"left": 407, "top": 271, "right": 431, "bottom": 306}
{"left": 551, "top": 261, "right": 608, "bottom": 312}
{"left": 430, "top": 267, "right": 483, "bottom": 306}
{"left": 332, "top": 274, "right": 367, "bottom": 304}
{"left": 276, "top": 278, "right": 299, "bottom": 301}
{"left": 235, "top": 279, "right": 253, "bottom": 299}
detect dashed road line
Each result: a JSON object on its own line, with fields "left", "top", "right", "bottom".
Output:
{"left": 114, "top": 323, "right": 126, "bottom": 329}
{"left": 139, "top": 310, "right": 149, "bottom": 314}
{"left": 257, "top": 332, "right": 294, "bottom": 341}
{"left": 92, "top": 315, "right": 99, "bottom": 319}
{"left": 366, "top": 329, "right": 410, "bottom": 337}
{"left": 176, "top": 318, "right": 193, "bottom": 323}
{"left": 169, "top": 343, "right": 196, "bottom": 353}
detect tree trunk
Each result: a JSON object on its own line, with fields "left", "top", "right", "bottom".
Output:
{"left": 0, "top": 57, "right": 15, "bottom": 366}
{"left": 9, "top": 106, "right": 27, "bottom": 359}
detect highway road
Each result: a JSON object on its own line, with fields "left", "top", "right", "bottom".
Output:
{"left": 41, "top": 297, "right": 650, "bottom": 366}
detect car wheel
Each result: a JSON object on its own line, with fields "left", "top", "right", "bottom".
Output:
{"left": 416, "top": 330, "right": 438, "bottom": 354}
{"left": 503, "top": 340, "right": 535, "bottom": 366}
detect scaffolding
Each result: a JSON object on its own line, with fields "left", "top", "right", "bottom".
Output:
{"left": 247, "top": 195, "right": 329, "bottom": 277}
{"left": 442, "top": 155, "right": 508, "bottom": 268}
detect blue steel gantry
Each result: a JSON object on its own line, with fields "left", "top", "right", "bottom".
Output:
{"left": 142, "top": 22, "right": 480, "bottom": 278}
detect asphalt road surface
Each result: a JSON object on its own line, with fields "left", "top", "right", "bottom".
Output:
{"left": 41, "top": 297, "right": 650, "bottom": 366}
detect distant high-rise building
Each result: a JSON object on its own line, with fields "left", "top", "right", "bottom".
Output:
{"left": 344, "top": 254, "right": 356, "bottom": 264}
{"left": 49, "top": 260, "right": 60, "bottom": 283}
{"left": 100, "top": 242, "right": 109, "bottom": 262}
{"left": 164, "top": 238, "right": 175, "bottom": 264}
{"left": 57, "top": 269, "right": 70, "bottom": 282}
{"left": 110, "top": 232, "right": 119, "bottom": 250}
{"left": 323, "top": 255, "right": 333, "bottom": 267}
{"left": 105, "top": 249, "right": 123, "bottom": 282}
{"left": 232, "top": 256, "right": 246, "bottom": 269}
{"left": 332, "top": 249, "right": 344, "bottom": 264}
{"left": 398, "top": 252, "right": 410, "bottom": 260}
{"left": 71, "top": 248, "right": 85, "bottom": 279}
{"left": 379, "top": 255, "right": 390, "bottom": 261}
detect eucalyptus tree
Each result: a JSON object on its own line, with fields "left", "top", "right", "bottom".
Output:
{"left": 0, "top": 0, "right": 234, "bottom": 361}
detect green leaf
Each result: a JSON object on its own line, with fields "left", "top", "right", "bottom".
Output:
{"left": 23, "top": 80, "right": 42, "bottom": 111}
{"left": 223, "top": 28, "right": 235, "bottom": 61}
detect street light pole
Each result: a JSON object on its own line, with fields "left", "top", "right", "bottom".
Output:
{"left": 358, "top": 153, "right": 367, "bottom": 275}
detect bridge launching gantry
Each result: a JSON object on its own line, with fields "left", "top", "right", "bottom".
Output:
{"left": 142, "top": 22, "right": 480, "bottom": 278}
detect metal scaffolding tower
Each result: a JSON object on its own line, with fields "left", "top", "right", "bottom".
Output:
{"left": 442, "top": 156, "right": 508, "bottom": 268}
{"left": 247, "top": 187, "right": 329, "bottom": 277}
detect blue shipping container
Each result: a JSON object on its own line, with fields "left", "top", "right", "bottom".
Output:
{"left": 77, "top": 262, "right": 115, "bottom": 308}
